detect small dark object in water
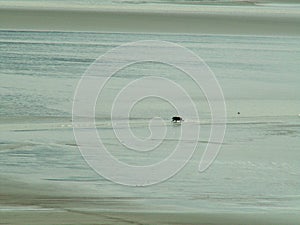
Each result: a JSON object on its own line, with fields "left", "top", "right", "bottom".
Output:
{"left": 237, "top": 112, "right": 240, "bottom": 115}
{"left": 172, "top": 116, "right": 183, "bottom": 123}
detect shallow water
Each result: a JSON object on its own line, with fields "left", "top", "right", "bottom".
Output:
{"left": 1, "top": 30, "right": 300, "bottom": 218}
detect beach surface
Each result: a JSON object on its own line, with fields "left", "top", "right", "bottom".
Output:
{"left": 2, "top": 211, "right": 300, "bottom": 225}
{"left": 1, "top": 1, "right": 300, "bottom": 224}
{"left": 1, "top": 4, "right": 300, "bottom": 35}
{"left": 1, "top": 174, "right": 300, "bottom": 225}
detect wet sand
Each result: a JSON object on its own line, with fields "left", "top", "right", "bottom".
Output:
{"left": 2, "top": 211, "right": 300, "bottom": 225}
{"left": 1, "top": 3, "right": 300, "bottom": 224}
{"left": 1, "top": 175, "right": 300, "bottom": 225}
{"left": 0, "top": 5, "right": 300, "bottom": 35}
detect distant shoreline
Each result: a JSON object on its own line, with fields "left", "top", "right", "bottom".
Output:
{"left": 1, "top": 6, "right": 300, "bottom": 35}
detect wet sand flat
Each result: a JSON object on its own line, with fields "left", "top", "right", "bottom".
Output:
{"left": 1, "top": 6, "right": 300, "bottom": 35}
{"left": 2, "top": 210, "right": 300, "bottom": 225}
{"left": 1, "top": 3, "right": 300, "bottom": 224}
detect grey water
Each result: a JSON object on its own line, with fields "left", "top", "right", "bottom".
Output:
{"left": 1, "top": 30, "right": 300, "bottom": 214}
